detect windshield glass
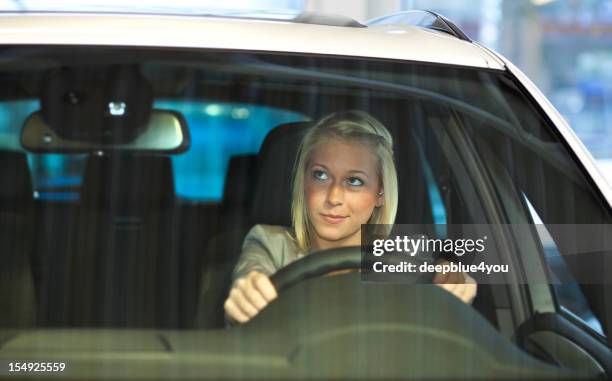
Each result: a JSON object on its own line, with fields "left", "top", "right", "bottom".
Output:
{"left": 0, "top": 46, "right": 610, "bottom": 378}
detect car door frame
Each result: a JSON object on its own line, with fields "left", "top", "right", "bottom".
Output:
{"left": 441, "top": 73, "right": 612, "bottom": 375}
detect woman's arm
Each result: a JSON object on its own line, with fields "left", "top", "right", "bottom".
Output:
{"left": 224, "top": 225, "right": 285, "bottom": 324}
{"left": 224, "top": 270, "right": 277, "bottom": 324}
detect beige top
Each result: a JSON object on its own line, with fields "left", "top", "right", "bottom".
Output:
{"left": 232, "top": 224, "right": 305, "bottom": 282}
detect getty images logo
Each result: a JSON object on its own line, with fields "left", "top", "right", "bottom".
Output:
{"left": 372, "top": 235, "right": 487, "bottom": 257}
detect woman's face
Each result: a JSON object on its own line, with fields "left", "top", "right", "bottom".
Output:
{"left": 304, "top": 137, "right": 383, "bottom": 251}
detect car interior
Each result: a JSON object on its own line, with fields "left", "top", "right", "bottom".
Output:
{"left": 1, "top": 47, "right": 611, "bottom": 377}
{"left": 7, "top": 113, "right": 501, "bottom": 330}
{"left": 0, "top": 57, "right": 502, "bottom": 331}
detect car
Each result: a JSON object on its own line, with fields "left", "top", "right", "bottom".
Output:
{"left": 0, "top": 5, "right": 610, "bottom": 380}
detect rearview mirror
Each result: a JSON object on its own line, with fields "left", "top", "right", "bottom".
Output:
{"left": 21, "top": 110, "right": 189, "bottom": 153}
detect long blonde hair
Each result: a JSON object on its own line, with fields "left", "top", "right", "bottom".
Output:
{"left": 291, "top": 110, "right": 398, "bottom": 253}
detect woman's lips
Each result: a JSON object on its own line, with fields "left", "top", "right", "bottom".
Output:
{"left": 320, "top": 213, "right": 348, "bottom": 224}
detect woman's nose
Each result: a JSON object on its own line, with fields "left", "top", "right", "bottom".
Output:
{"left": 326, "top": 182, "right": 344, "bottom": 206}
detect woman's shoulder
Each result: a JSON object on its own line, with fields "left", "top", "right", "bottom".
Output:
{"left": 244, "top": 224, "right": 296, "bottom": 247}
{"left": 241, "top": 224, "right": 302, "bottom": 271}
{"left": 246, "top": 224, "right": 293, "bottom": 237}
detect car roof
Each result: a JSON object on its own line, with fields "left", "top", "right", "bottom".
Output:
{"left": 0, "top": 12, "right": 505, "bottom": 70}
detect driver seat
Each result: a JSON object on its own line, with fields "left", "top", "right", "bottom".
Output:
{"left": 194, "top": 121, "right": 310, "bottom": 328}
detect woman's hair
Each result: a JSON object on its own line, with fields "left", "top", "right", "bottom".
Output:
{"left": 291, "top": 110, "right": 398, "bottom": 252}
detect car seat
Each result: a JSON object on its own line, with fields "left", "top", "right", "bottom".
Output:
{"left": 41, "top": 154, "right": 181, "bottom": 328}
{"left": 218, "top": 154, "right": 258, "bottom": 232}
{"left": 195, "top": 121, "right": 310, "bottom": 328}
{"left": 0, "top": 151, "right": 37, "bottom": 327}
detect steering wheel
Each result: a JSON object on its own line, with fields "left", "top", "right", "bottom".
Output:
{"left": 270, "top": 246, "right": 434, "bottom": 293}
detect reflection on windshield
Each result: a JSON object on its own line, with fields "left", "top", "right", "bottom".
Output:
{"left": 0, "top": 47, "right": 608, "bottom": 380}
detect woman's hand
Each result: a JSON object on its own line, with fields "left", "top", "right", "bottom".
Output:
{"left": 433, "top": 261, "right": 477, "bottom": 304}
{"left": 224, "top": 271, "right": 278, "bottom": 324}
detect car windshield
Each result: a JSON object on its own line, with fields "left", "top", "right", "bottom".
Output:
{"left": 1, "top": 46, "right": 610, "bottom": 378}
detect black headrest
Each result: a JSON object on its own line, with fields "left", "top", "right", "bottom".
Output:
{"left": 80, "top": 154, "right": 174, "bottom": 210}
{"left": 222, "top": 154, "right": 257, "bottom": 209}
{"left": 250, "top": 122, "right": 312, "bottom": 226}
{"left": 0, "top": 151, "right": 33, "bottom": 213}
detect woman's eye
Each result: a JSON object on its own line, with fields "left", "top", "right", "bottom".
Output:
{"left": 347, "top": 177, "right": 364, "bottom": 187}
{"left": 313, "top": 170, "right": 328, "bottom": 181}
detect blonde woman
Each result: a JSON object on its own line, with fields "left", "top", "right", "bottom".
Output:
{"left": 224, "top": 110, "right": 477, "bottom": 324}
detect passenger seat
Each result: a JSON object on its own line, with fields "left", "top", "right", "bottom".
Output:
{"left": 66, "top": 154, "right": 180, "bottom": 328}
{"left": 0, "top": 151, "right": 36, "bottom": 327}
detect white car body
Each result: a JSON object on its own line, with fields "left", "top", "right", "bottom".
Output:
{"left": 0, "top": 9, "right": 609, "bottom": 379}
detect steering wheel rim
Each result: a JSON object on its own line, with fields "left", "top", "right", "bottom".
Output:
{"left": 270, "top": 246, "right": 361, "bottom": 292}
{"left": 270, "top": 246, "right": 434, "bottom": 293}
